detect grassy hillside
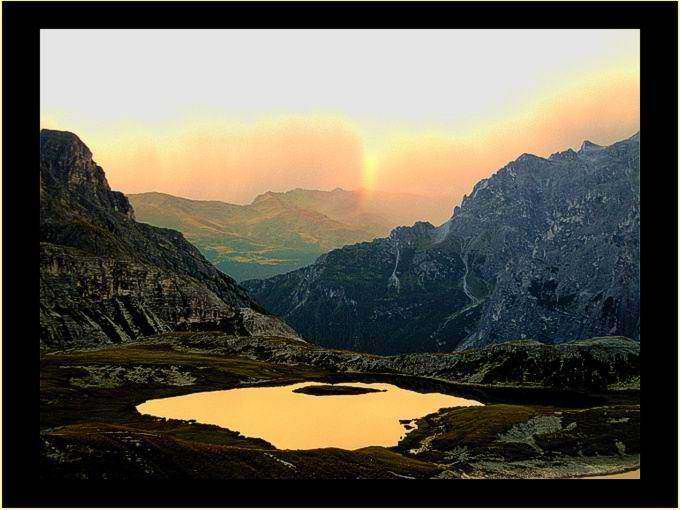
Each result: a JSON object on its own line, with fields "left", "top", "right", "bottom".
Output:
{"left": 129, "top": 191, "right": 387, "bottom": 281}
{"left": 129, "top": 189, "right": 453, "bottom": 281}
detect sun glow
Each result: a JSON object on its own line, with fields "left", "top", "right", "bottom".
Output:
{"left": 362, "top": 153, "right": 380, "bottom": 191}
{"left": 40, "top": 29, "right": 639, "bottom": 212}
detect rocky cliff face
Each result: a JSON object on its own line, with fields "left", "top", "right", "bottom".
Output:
{"left": 448, "top": 134, "right": 640, "bottom": 348}
{"left": 244, "top": 133, "right": 640, "bottom": 354}
{"left": 40, "top": 129, "right": 298, "bottom": 349}
{"left": 40, "top": 129, "right": 136, "bottom": 221}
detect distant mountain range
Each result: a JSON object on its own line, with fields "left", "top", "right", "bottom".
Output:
{"left": 251, "top": 188, "right": 455, "bottom": 231}
{"left": 129, "top": 188, "right": 453, "bottom": 281}
{"left": 40, "top": 127, "right": 640, "bottom": 357}
{"left": 244, "top": 133, "right": 640, "bottom": 355}
{"left": 40, "top": 129, "right": 298, "bottom": 349}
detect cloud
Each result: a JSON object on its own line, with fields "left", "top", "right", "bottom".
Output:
{"left": 41, "top": 68, "right": 638, "bottom": 211}
{"left": 46, "top": 116, "right": 365, "bottom": 204}
{"left": 364, "top": 68, "right": 639, "bottom": 203}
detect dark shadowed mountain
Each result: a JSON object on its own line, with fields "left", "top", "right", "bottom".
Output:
{"left": 40, "top": 129, "right": 298, "bottom": 350}
{"left": 129, "top": 188, "right": 453, "bottom": 282}
{"left": 243, "top": 133, "right": 640, "bottom": 355}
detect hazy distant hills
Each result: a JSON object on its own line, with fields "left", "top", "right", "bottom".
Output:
{"left": 253, "top": 188, "right": 455, "bottom": 231}
{"left": 129, "top": 189, "right": 453, "bottom": 281}
{"left": 244, "top": 133, "right": 640, "bottom": 354}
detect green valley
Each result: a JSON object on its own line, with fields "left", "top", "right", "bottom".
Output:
{"left": 129, "top": 189, "right": 453, "bottom": 281}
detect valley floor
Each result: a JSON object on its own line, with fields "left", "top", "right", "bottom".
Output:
{"left": 40, "top": 335, "right": 640, "bottom": 479}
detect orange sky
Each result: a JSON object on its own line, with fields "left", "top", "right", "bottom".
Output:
{"left": 40, "top": 30, "right": 639, "bottom": 210}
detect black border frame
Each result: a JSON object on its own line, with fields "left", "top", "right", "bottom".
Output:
{"left": 3, "top": 2, "right": 678, "bottom": 507}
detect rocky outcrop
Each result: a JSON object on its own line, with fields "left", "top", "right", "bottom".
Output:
{"left": 159, "top": 333, "right": 640, "bottom": 393}
{"left": 445, "top": 134, "right": 640, "bottom": 348}
{"left": 243, "top": 221, "right": 468, "bottom": 353}
{"left": 40, "top": 129, "right": 298, "bottom": 349}
{"left": 39, "top": 332, "right": 640, "bottom": 481}
{"left": 40, "top": 129, "right": 135, "bottom": 221}
{"left": 395, "top": 403, "right": 639, "bottom": 479}
{"left": 244, "top": 134, "right": 640, "bottom": 354}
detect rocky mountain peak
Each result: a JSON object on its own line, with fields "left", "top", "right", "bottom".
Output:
{"left": 252, "top": 190, "right": 283, "bottom": 204}
{"left": 245, "top": 132, "right": 640, "bottom": 354}
{"left": 515, "top": 153, "right": 546, "bottom": 163}
{"left": 578, "top": 140, "right": 604, "bottom": 154}
{"left": 40, "top": 129, "right": 93, "bottom": 161}
{"left": 549, "top": 148, "right": 578, "bottom": 161}
{"left": 389, "top": 221, "right": 435, "bottom": 245}
{"left": 40, "top": 129, "right": 300, "bottom": 349}
{"left": 40, "top": 129, "right": 135, "bottom": 220}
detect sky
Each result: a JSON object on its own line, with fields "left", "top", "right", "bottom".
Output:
{"left": 41, "top": 29, "right": 639, "bottom": 206}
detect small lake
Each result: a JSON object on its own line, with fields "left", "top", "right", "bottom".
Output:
{"left": 136, "top": 381, "right": 483, "bottom": 450}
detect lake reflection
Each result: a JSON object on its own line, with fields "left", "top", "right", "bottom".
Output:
{"left": 583, "top": 469, "right": 640, "bottom": 479}
{"left": 136, "top": 381, "right": 483, "bottom": 450}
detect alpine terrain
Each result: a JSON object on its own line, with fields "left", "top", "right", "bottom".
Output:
{"left": 40, "top": 129, "right": 298, "bottom": 350}
{"left": 129, "top": 188, "right": 453, "bottom": 282}
{"left": 244, "top": 133, "right": 640, "bottom": 354}
{"left": 39, "top": 129, "right": 640, "bottom": 482}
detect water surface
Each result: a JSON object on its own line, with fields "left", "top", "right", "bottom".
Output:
{"left": 584, "top": 469, "right": 640, "bottom": 479}
{"left": 137, "top": 381, "right": 482, "bottom": 450}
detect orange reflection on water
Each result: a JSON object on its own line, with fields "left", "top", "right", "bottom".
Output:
{"left": 583, "top": 469, "right": 640, "bottom": 479}
{"left": 136, "top": 382, "right": 483, "bottom": 450}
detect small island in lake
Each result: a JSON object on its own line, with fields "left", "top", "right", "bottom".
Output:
{"left": 293, "top": 385, "right": 387, "bottom": 396}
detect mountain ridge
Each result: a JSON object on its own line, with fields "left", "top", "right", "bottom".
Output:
{"left": 129, "top": 186, "right": 455, "bottom": 282}
{"left": 40, "top": 129, "right": 299, "bottom": 349}
{"left": 244, "top": 132, "right": 640, "bottom": 354}
{"left": 129, "top": 190, "right": 386, "bottom": 281}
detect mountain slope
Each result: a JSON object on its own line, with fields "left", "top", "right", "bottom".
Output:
{"left": 40, "top": 129, "right": 298, "bottom": 349}
{"left": 128, "top": 191, "right": 385, "bottom": 282}
{"left": 243, "top": 133, "right": 640, "bottom": 354}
